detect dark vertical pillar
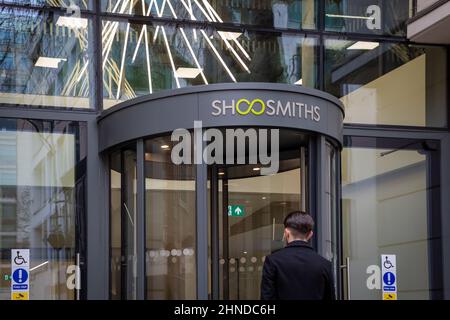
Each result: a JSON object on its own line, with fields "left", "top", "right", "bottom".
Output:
{"left": 222, "top": 175, "right": 230, "bottom": 299}
{"left": 210, "top": 166, "right": 219, "bottom": 299}
{"left": 86, "top": 118, "right": 109, "bottom": 299}
{"left": 441, "top": 135, "right": 450, "bottom": 299}
{"left": 136, "top": 139, "right": 146, "bottom": 299}
{"left": 196, "top": 161, "right": 208, "bottom": 299}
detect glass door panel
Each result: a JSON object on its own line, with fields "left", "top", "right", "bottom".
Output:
{"left": 341, "top": 137, "right": 442, "bottom": 300}
{"left": 214, "top": 146, "right": 308, "bottom": 299}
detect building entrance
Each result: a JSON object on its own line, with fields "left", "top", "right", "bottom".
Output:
{"left": 100, "top": 83, "right": 344, "bottom": 300}
{"left": 208, "top": 130, "right": 309, "bottom": 299}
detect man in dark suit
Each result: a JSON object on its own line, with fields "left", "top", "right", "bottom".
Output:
{"left": 261, "top": 211, "right": 335, "bottom": 300}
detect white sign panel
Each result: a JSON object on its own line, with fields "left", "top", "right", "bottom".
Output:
{"left": 11, "top": 249, "right": 30, "bottom": 300}
{"left": 381, "top": 254, "right": 397, "bottom": 300}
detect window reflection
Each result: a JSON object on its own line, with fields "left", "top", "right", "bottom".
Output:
{"left": 325, "top": 40, "right": 447, "bottom": 127}
{"left": 145, "top": 136, "right": 197, "bottom": 299}
{"left": 325, "top": 0, "right": 410, "bottom": 36}
{"left": 101, "top": 0, "right": 317, "bottom": 30}
{"left": 110, "top": 151, "right": 121, "bottom": 300}
{"left": 323, "top": 141, "right": 338, "bottom": 297}
{"left": 102, "top": 21, "right": 317, "bottom": 108}
{"left": 222, "top": 166, "right": 302, "bottom": 300}
{"left": 0, "top": 118, "right": 86, "bottom": 300}
{"left": 109, "top": 146, "right": 139, "bottom": 300}
{"left": 342, "top": 137, "right": 442, "bottom": 299}
{"left": 0, "top": 6, "right": 93, "bottom": 108}
{"left": 0, "top": 0, "right": 90, "bottom": 10}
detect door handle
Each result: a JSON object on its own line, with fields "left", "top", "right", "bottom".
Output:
{"left": 339, "top": 257, "right": 351, "bottom": 300}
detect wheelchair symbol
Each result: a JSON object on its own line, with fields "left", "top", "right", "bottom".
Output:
{"left": 13, "top": 251, "right": 27, "bottom": 266}
{"left": 383, "top": 256, "right": 394, "bottom": 269}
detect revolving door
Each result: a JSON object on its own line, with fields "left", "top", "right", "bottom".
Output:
{"left": 99, "top": 83, "right": 344, "bottom": 300}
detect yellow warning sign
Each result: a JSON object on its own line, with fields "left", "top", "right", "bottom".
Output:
{"left": 11, "top": 292, "right": 29, "bottom": 300}
{"left": 383, "top": 293, "right": 397, "bottom": 300}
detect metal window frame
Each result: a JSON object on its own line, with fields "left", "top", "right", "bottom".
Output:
{"left": 342, "top": 126, "right": 450, "bottom": 300}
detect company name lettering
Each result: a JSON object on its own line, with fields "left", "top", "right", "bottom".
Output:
{"left": 211, "top": 99, "right": 321, "bottom": 122}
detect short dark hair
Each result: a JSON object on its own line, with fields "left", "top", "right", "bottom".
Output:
{"left": 283, "top": 211, "right": 314, "bottom": 237}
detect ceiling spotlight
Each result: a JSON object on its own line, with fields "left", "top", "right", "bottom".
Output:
{"left": 325, "top": 14, "right": 373, "bottom": 20}
{"left": 253, "top": 167, "right": 261, "bottom": 171}
{"left": 161, "top": 145, "right": 170, "bottom": 150}
{"left": 56, "top": 16, "right": 88, "bottom": 29}
{"left": 35, "top": 57, "right": 67, "bottom": 69}
{"left": 347, "top": 41, "right": 379, "bottom": 50}
{"left": 217, "top": 31, "right": 242, "bottom": 40}
{"left": 218, "top": 172, "right": 225, "bottom": 176}
{"left": 175, "top": 67, "right": 202, "bottom": 79}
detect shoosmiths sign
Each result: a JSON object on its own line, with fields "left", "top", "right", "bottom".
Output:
{"left": 211, "top": 98, "right": 321, "bottom": 122}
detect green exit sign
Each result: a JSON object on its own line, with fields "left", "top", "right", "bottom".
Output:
{"left": 228, "top": 205, "right": 245, "bottom": 217}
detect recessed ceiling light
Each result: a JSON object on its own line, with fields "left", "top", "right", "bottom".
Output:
{"left": 217, "top": 31, "right": 242, "bottom": 40}
{"left": 161, "top": 145, "right": 170, "bottom": 150}
{"left": 175, "top": 67, "right": 202, "bottom": 79}
{"left": 218, "top": 172, "right": 225, "bottom": 176}
{"left": 35, "top": 57, "right": 67, "bottom": 68}
{"left": 325, "top": 14, "right": 372, "bottom": 20}
{"left": 295, "top": 78, "right": 303, "bottom": 85}
{"left": 347, "top": 41, "right": 379, "bottom": 50}
{"left": 56, "top": 16, "right": 88, "bottom": 29}
{"left": 253, "top": 167, "right": 261, "bottom": 171}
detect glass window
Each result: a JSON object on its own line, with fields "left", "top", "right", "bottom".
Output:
{"left": 325, "top": 0, "right": 411, "bottom": 36}
{"left": 145, "top": 136, "right": 197, "bottom": 299}
{"left": 0, "top": 117, "right": 87, "bottom": 300}
{"left": 101, "top": 0, "right": 317, "bottom": 30}
{"left": 110, "top": 151, "right": 121, "bottom": 300}
{"left": 219, "top": 161, "right": 303, "bottom": 300}
{"left": 0, "top": 6, "right": 94, "bottom": 108}
{"left": 321, "top": 141, "right": 338, "bottom": 289}
{"left": 0, "top": 0, "right": 91, "bottom": 10}
{"left": 102, "top": 20, "right": 318, "bottom": 108}
{"left": 109, "top": 146, "right": 139, "bottom": 300}
{"left": 325, "top": 39, "right": 447, "bottom": 127}
{"left": 122, "top": 147, "right": 138, "bottom": 299}
{"left": 342, "top": 136, "right": 442, "bottom": 299}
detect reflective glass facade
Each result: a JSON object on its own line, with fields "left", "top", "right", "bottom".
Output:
{"left": 101, "top": 0, "right": 318, "bottom": 29}
{"left": 325, "top": 41, "right": 447, "bottom": 126}
{"left": 0, "top": 1, "right": 446, "bottom": 126}
{"left": 0, "top": 6, "right": 94, "bottom": 108}
{"left": 101, "top": 21, "right": 318, "bottom": 108}
{"left": 0, "top": 0, "right": 449, "bottom": 300}
{"left": 324, "top": 0, "right": 411, "bottom": 36}
{"left": 0, "top": 118, "right": 86, "bottom": 299}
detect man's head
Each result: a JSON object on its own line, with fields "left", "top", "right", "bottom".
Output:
{"left": 283, "top": 211, "right": 315, "bottom": 243}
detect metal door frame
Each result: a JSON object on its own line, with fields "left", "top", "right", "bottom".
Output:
{"left": 206, "top": 133, "right": 337, "bottom": 300}
{"left": 339, "top": 127, "right": 449, "bottom": 300}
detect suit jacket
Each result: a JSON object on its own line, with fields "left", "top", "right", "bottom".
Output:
{"left": 260, "top": 240, "right": 336, "bottom": 300}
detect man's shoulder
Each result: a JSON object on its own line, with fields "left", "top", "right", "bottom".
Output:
{"left": 265, "top": 247, "right": 283, "bottom": 260}
{"left": 268, "top": 245, "right": 332, "bottom": 267}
